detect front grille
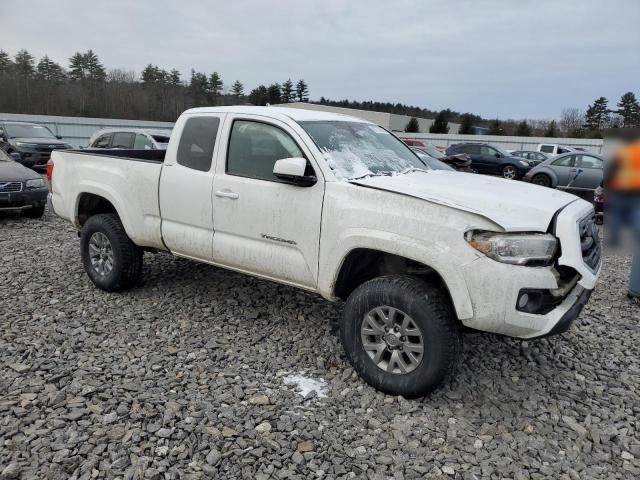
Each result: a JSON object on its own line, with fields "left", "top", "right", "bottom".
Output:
{"left": 579, "top": 214, "right": 601, "bottom": 270}
{"left": 0, "top": 181, "right": 23, "bottom": 192}
{"left": 35, "top": 145, "right": 66, "bottom": 152}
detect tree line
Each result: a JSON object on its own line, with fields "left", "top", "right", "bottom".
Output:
{"left": 0, "top": 48, "right": 311, "bottom": 121}
{"left": 404, "top": 93, "right": 640, "bottom": 138}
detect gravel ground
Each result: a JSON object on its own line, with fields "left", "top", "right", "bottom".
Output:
{"left": 1, "top": 206, "right": 639, "bottom": 480}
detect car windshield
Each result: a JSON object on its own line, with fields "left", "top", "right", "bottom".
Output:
{"left": 299, "top": 121, "right": 427, "bottom": 180}
{"left": 5, "top": 123, "right": 56, "bottom": 139}
{"left": 0, "top": 149, "right": 11, "bottom": 162}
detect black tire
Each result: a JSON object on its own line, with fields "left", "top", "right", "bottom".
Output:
{"left": 340, "top": 275, "right": 462, "bottom": 398}
{"left": 80, "top": 213, "right": 142, "bottom": 292}
{"left": 531, "top": 173, "right": 552, "bottom": 187}
{"left": 501, "top": 164, "right": 519, "bottom": 180}
{"left": 23, "top": 206, "right": 45, "bottom": 218}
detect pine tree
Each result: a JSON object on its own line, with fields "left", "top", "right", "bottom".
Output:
{"left": 584, "top": 97, "right": 610, "bottom": 130}
{"left": 36, "top": 56, "right": 65, "bottom": 82}
{"left": 458, "top": 113, "right": 474, "bottom": 134}
{"left": 266, "top": 83, "right": 281, "bottom": 104}
{"left": 544, "top": 120, "right": 558, "bottom": 137}
{"left": 404, "top": 117, "right": 420, "bottom": 133}
{"left": 141, "top": 64, "right": 161, "bottom": 85}
{"left": 14, "top": 49, "right": 35, "bottom": 77}
{"left": 68, "top": 52, "right": 87, "bottom": 81}
{"left": 429, "top": 110, "right": 449, "bottom": 133}
{"left": 208, "top": 72, "right": 223, "bottom": 101}
{"left": 84, "top": 50, "right": 106, "bottom": 82}
{"left": 0, "top": 50, "right": 12, "bottom": 78}
{"left": 488, "top": 119, "right": 504, "bottom": 135}
{"left": 168, "top": 69, "right": 181, "bottom": 86}
{"left": 231, "top": 80, "right": 244, "bottom": 99}
{"left": 515, "top": 120, "right": 531, "bottom": 137}
{"left": 617, "top": 92, "right": 640, "bottom": 127}
{"left": 281, "top": 79, "right": 294, "bottom": 103}
{"left": 189, "top": 70, "right": 209, "bottom": 106}
{"left": 248, "top": 85, "right": 269, "bottom": 106}
{"left": 295, "top": 79, "right": 309, "bottom": 102}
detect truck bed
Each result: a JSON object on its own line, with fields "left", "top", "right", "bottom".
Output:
{"left": 50, "top": 149, "right": 166, "bottom": 250}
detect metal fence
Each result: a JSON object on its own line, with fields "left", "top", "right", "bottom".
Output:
{"left": 0, "top": 113, "right": 174, "bottom": 148}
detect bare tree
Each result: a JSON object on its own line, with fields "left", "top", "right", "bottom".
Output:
{"left": 560, "top": 108, "right": 584, "bottom": 137}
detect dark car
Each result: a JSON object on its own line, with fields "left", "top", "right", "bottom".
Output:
{"left": 0, "top": 147, "right": 48, "bottom": 217}
{"left": 0, "top": 121, "right": 73, "bottom": 171}
{"left": 446, "top": 143, "right": 533, "bottom": 179}
{"left": 411, "top": 145, "right": 474, "bottom": 172}
{"left": 523, "top": 152, "right": 604, "bottom": 200}
{"left": 511, "top": 150, "right": 550, "bottom": 165}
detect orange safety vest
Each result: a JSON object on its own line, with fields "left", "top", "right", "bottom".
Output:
{"left": 609, "top": 143, "right": 640, "bottom": 190}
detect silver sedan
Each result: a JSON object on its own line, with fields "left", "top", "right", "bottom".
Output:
{"left": 523, "top": 152, "right": 604, "bottom": 194}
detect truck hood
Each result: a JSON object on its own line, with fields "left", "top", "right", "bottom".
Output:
{"left": 351, "top": 170, "right": 578, "bottom": 231}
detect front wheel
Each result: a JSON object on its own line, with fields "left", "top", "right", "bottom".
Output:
{"left": 340, "top": 275, "right": 462, "bottom": 398}
{"left": 80, "top": 213, "right": 143, "bottom": 291}
{"left": 502, "top": 165, "right": 518, "bottom": 179}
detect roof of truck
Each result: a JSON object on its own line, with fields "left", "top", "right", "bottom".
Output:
{"left": 184, "top": 106, "right": 372, "bottom": 124}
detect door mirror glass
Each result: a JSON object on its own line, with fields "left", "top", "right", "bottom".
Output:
{"left": 273, "top": 157, "right": 316, "bottom": 187}
{"left": 494, "top": 152, "right": 501, "bottom": 158}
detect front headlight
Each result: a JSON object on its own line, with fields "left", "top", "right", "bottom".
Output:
{"left": 15, "top": 142, "right": 39, "bottom": 148}
{"left": 26, "top": 178, "right": 45, "bottom": 189}
{"left": 465, "top": 230, "right": 557, "bottom": 266}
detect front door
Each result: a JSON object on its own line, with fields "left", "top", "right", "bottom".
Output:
{"left": 159, "top": 114, "right": 223, "bottom": 261}
{"left": 479, "top": 145, "right": 501, "bottom": 174}
{"left": 551, "top": 154, "right": 576, "bottom": 188}
{"left": 572, "top": 154, "right": 603, "bottom": 191}
{"left": 211, "top": 116, "right": 324, "bottom": 289}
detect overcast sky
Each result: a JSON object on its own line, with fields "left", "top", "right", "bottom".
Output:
{"left": 3, "top": 0, "right": 639, "bottom": 119}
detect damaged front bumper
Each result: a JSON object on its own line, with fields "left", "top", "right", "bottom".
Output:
{"left": 459, "top": 200, "right": 601, "bottom": 339}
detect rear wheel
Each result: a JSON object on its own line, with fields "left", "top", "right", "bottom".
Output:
{"left": 80, "top": 213, "right": 142, "bottom": 291}
{"left": 531, "top": 173, "right": 551, "bottom": 187}
{"left": 23, "top": 206, "right": 45, "bottom": 218}
{"left": 340, "top": 275, "right": 462, "bottom": 398}
{"left": 502, "top": 165, "right": 518, "bottom": 179}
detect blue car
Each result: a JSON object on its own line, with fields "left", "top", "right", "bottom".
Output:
{"left": 446, "top": 143, "right": 533, "bottom": 179}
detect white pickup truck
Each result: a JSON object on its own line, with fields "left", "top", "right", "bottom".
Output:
{"left": 51, "top": 106, "right": 601, "bottom": 398}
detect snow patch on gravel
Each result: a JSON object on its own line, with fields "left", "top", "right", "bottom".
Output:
{"left": 283, "top": 373, "right": 328, "bottom": 398}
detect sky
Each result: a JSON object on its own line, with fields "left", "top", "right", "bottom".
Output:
{"left": 2, "top": 0, "right": 639, "bottom": 119}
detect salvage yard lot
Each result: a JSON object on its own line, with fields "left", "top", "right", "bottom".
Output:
{"left": 1, "top": 207, "right": 639, "bottom": 479}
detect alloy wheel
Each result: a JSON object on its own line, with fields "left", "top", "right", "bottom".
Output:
{"left": 88, "top": 232, "right": 114, "bottom": 276}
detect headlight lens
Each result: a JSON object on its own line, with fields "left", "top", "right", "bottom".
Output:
{"left": 26, "top": 178, "right": 45, "bottom": 189}
{"left": 465, "top": 230, "right": 558, "bottom": 266}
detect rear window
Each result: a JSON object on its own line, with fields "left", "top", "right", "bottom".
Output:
{"left": 112, "top": 132, "right": 135, "bottom": 149}
{"left": 177, "top": 117, "right": 220, "bottom": 172}
{"left": 540, "top": 145, "right": 554, "bottom": 153}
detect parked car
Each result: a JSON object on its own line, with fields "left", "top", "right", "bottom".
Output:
{"left": 512, "top": 150, "right": 550, "bottom": 165}
{"left": 0, "top": 146, "right": 48, "bottom": 217}
{"left": 87, "top": 128, "right": 171, "bottom": 150}
{"left": 0, "top": 121, "right": 73, "bottom": 170}
{"left": 51, "top": 106, "right": 600, "bottom": 398}
{"left": 411, "top": 146, "right": 473, "bottom": 172}
{"left": 446, "top": 143, "right": 533, "bottom": 179}
{"left": 524, "top": 152, "right": 604, "bottom": 195}
{"left": 410, "top": 149, "right": 455, "bottom": 171}
{"left": 537, "top": 144, "right": 576, "bottom": 156}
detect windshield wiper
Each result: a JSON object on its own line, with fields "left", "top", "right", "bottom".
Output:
{"left": 397, "top": 167, "right": 430, "bottom": 175}
{"left": 349, "top": 171, "right": 395, "bottom": 181}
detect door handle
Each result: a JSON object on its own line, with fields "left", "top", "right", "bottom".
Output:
{"left": 215, "top": 189, "right": 239, "bottom": 200}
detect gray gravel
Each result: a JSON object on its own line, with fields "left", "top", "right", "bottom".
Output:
{"left": 1, "top": 206, "right": 639, "bottom": 479}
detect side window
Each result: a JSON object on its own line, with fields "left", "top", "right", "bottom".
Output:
{"left": 536, "top": 153, "right": 546, "bottom": 161}
{"left": 177, "top": 116, "right": 220, "bottom": 172}
{"left": 577, "top": 155, "right": 602, "bottom": 169}
{"left": 480, "top": 145, "right": 496, "bottom": 156}
{"left": 93, "top": 134, "right": 112, "bottom": 148}
{"left": 540, "top": 145, "right": 554, "bottom": 153}
{"left": 227, "top": 120, "right": 305, "bottom": 181}
{"left": 112, "top": 132, "right": 135, "bottom": 149}
{"left": 134, "top": 134, "right": 154, "bottom": 150}
{"left": 552, "top": 155, "right": 575, "bottom": 167}
{"left": 464, "top": 145, "right": 480, "bottom": 155}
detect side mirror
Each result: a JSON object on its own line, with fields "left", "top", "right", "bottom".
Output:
{"left": 56, "top": 135, "right": 63, "bottom": 140}
{"left": 10, "top": 152, "right": 21, "bottom": 161}
{"left": 494, "top": 153, "right": 501, "bottom": 158}
{"left": 273, "top": 157, "right": 316, "bottom": 187}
